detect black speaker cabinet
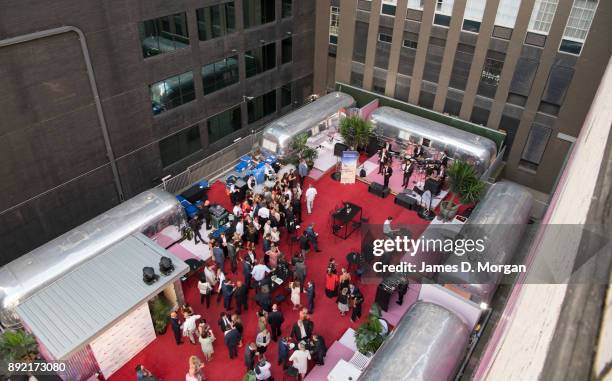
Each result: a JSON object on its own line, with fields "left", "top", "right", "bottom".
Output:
{"left": 395, "top": 192, "right": 419, "bottom": 210}
{"left": 333, "top": 142, "right": 349, "bottom": 157}
{"left": 368, "top": 182, "right": 390, "bottom": 198}
{"left": 234, "top": 178, "right": 248, "bottom": 201}
{"left": 366, "top": 136, "right": 380, "bottom": 156}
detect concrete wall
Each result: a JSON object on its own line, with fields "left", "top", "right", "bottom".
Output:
{"left": 0, "top": 0, "right": 315, "bottom": 264}
{"left": 314, "top": 0, "right": 612, "bottom": 194}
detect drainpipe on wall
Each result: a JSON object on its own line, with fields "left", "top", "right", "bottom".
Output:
{"left": 0, "top": 26, "right": 125, "bottom": 202}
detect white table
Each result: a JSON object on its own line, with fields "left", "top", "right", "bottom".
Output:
{"left": 327, "top": 359, "right": 362, "bottom": 381}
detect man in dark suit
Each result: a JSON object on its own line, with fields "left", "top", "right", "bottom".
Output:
{"left": 294, "top": 258, "right": 306, "bottom": 292}
{"left": 278, "top": 337, "right": 290, "bottom": 369}
{"left": 267, "top": 304, "right": 285, "bottom": 342}
{"left": 234, "top": 280, "right": 248, "bottom": 314}
{"left": 291, "top": 318, "right": 314, "bottom": 342}
{"left": 383, "top": 163, "right": 393, "bottom": 189}
{"left": 221, "top": 279, "right": 235, "bottom": 311}
{"left": 198, "top": 200, "right": 212, "bottom": 229}
{"left": 306, "top": 281, "right": 315, "bottom": 314}
{"left": 244, "top": 342, "right": 257, "bottom": 371}
{"left": 218, "top": 312, "right": 232, "bottom": 333}
{"left": 312, "top": 334, "right": 328, "bottom": 365}
{"left": 227, "top": 241, "right": 238, "bottom": 274}
{"left": 170, "top": 312, "right": 182, "bottom": 345}
{"left": 224, "top": 326, "right": 241, "bottom": 359}
{"left": 299, "top": 232, "right": 310, "bottom": 257}
{"left": 242, "top": 257, "right": 253, "bottom": 289}
{"left": 213, "top": 244, "right": 225, "bottom": 271}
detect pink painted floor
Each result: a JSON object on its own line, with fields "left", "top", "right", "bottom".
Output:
{"left": 304, "top": 341, "right": 355, "bottom": 381}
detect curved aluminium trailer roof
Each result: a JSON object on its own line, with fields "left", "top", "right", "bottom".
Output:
{"left": 0, "top": 188, "right": 183, "bottom": 327}
{"left": 360, "top": 301, "right": 470, "bottom": 381}
{"left": 260, "top": 91, "right": 355, "bottom": 157}
{"left": 438, "top": 181, "right": 534, "bottom": 302}
{"left": 370, "top": 106, "right": 498, "bottom": 174}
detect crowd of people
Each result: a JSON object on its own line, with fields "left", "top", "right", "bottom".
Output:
{"left": 147, "top": 160, "right": 368, "bottom": 381}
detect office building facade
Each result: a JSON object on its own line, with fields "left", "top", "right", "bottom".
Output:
{"left": 0, "top": 0, "right": 315, "bottom": 264}
{"left": 314, "top": 0, "right": 611, "bottom": 193}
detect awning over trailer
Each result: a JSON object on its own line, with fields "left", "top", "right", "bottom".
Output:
{"left": 16, "top": 233, "right": 189, "bottom": 360}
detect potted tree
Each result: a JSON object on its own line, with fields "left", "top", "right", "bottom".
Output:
{"left": 0, "top": 329, "right": 39, "bottom": 365}
{"left": 439, "top": 160, "right": 485, "bottom": 221}
{"left": 289, "top": 133, "right": 319, "bottom": 168}
{"left": 354, "top": 303, "right": 388, "bottom": 356}
{"left": 149, "top": 296, "right": 172, "bottom": 335}
{"left": 338, "top": 116, "right": 374, "bottom": 151}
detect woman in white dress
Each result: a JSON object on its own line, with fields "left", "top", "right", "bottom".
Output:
{"left": 290, "top": 281, "right": 301, "bottom": 310}
{"left": 289, "top": 342, "right": 311, "bottom": 380}
{"left": 198, "top": 330, "right": 215, "bottom": 361}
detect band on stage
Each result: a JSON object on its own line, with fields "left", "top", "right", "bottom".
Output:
{"left": 376, "top": 141, "right": 450, "bottom": 194}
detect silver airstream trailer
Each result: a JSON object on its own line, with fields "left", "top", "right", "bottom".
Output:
{"left": 438, "top": 181, "right": 534, "bottom": 303}
{"left": 260, "top": 91, "right": 355, "bottom": 158}
{"left": 369, "top": 106, "right": 498, "bottom": 174}
{"left": 360, "top": 301, "right": 471, "bottom": 381}
{"left": 0, "top": 188, "right": 184, "bottom": 328}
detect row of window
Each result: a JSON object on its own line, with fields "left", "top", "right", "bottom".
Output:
{"left": 140, "top": 0, "right": 293, "bottom": 58}
{"left": 352, "top": 67, "right": 553, "bottom": 171}
{"left": 366, "top": 0, "right": 598, "bottom": 56}
{"left": 151, "top": 38, "right": 292, "bottom": 115}
{"left": 158, "top": 84, "right": 293, "bottom": 167}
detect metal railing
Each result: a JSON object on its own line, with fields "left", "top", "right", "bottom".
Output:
{"left": 160, "top": 131, "right": 263, "bottom": 194}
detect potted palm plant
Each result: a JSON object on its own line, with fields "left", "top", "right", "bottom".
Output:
{"left": 0, "top": 329, "right": 39, "bottom": 365}
{"left": 338, "top": 116, "right": 374, "bottom": 151}
{"left": 439, "top": 160, "right": 485, "bottom": 221}
{"left": 354, "top": 303, "right": 388, "bottom": 355}
{"left": 289, "top": 133, "right": 319, "bottom": 168}
{"left": 149, "top": 296, "right": 172, "bottom": 335}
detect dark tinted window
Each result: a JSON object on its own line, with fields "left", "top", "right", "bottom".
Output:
{"left": 244, "top": 0, "right": 275, "bottom": 29}
{"left": 159, "top": 125, "right": 201, "bottom": 167}
{"left": 282, "top": 0, "right": 292, "bottom": 18}
{"left": 196, "top": 2, "right": 236, "bottom": 41}
{"left": 282, "top": 37, "right": 292, "bottom": 64}
{"left": 139, "top": 13, "right": 189, "bottom": 58}
{"left": 381, "top": 4, "right": 396, "bottom": 15}
{"left": 208, "top": 107, "right": 242, "bottom": 143}
{"left": 559, "top": 39, "right": 583, "bottom": 55}
{"left": 202, "top": 56, "right": 239, "bottom": 95}
{"left": 281, "top": 84, "right": 292, "bottom": 108}
{"left": 248, "top": 90, "right": 276, "bottom": 123}
{"left": 477, "top": 50, "right": 505, "bottom": 98}
{"left": 150, "top": 72, "right": 195, "bottom": 115}
{"left": 245, "top": 42, "right": 276, "bottom": 77}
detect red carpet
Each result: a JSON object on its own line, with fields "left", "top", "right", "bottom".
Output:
{"left": 108, "top": 172, "right": 427, "bottom": 381}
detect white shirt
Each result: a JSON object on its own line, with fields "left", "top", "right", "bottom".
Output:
{"left": 198, "top": 281, "right": 212, "bottom": 295}
{"left": 258, "top": 207, "right": 270, "bottom": 219}
{"left": 204, "top": 267, "right": 217, "bottom": 285}
{"left": 383, "top": 219, "right": 392, "bottom": 234}
{"left": 235, "top": 221, "right": 244, "bottom": 236}
{"left": 251, "top": 264, "right": 271, "bottom": 281}
{"left": 305, "top": 187, "right": 317, "bottom": 201}
{"left": 217, "top": 271, "right": 226, "bottom": 292}
{"left": 183, "top": 315, "right": 201, "bottom": 334}
{"left": 233, "top": 205, "right": 242, "bottom": 217}
{"left": 255, "top": 361, "right": 272, "bottom": 380}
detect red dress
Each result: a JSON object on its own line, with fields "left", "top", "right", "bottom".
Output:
{"left": 325, "top": 273, "right": 339, "bottom": 298}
